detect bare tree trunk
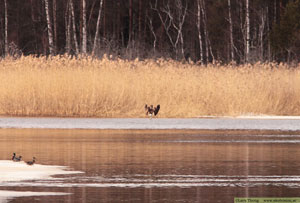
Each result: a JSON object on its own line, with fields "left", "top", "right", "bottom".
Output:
{"left": 228, "top": 0, "right": 234, "bottom": 62}
{"left": 147, "top": 12, "right": 157, "bottom": 52}
{"left": 274, "top": 0, "right": 277, "bottom": 24}
{"left": 88, "top": 0, "right": 97, "bottom": 29}
{"left": 175, "top": 0, "right": 187, "bottom": 59}
{"left": 259, "top": 8, "right": 266, "bottom": 61}
{"left": 44, "top": 0, "right": 55, "bottom": 55}
{"left": 138, "top": 0, "right": 142, "bottom": 40}
{"left": 200, "top": 0, "right": 208, "bottom": 62}
{"left": 200, "top": 0, "right": 214, "bottom": 63}
{"left": 65, "top": 0, "right": 71, "bottom": 54}
{"left": 4, "top": 0, "right": 8, "bottom": 56}
{"left": 117, "top": 1, "right": 121, "bottom": 43}
{"left": 129, "top": 0, "right": 133, "bottom": 43}
{"left": 144, "top": 7, "right": 148, "bottom": 43}
{"left": 267, "top": 6, "right": 271, "bottom": 61}
{"left": 196, "top": 0, "right": 203, "bottom": 63}
{"left": 70, "top": 0, "right": 79, "bottom": 54}
{"left": 103, "top": 0, "right": 106, "bottom": 38}
{"left": 53, "top": 0, "right": 57, "bottom": 53}
{"left": 92, "top": 0, "right": 104, "bottom": 55}
{"left": 82, "top": 0, "right": 87, "bottom": 54}
{"left": 30, "top": 0, "right": 39, "bottom": 54}
{"left": 245, "top": 0, "right": 250, "bottom": 62}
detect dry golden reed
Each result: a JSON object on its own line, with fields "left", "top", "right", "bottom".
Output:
{"left": 0, "top": 55, "right": 300, "bottom": 118}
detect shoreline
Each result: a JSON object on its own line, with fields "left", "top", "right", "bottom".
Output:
{"left": 0, "top": 117, "right": 299, "bottom": 131}
{"left": 0, "top": 128, "right": 300, "bottom": 136}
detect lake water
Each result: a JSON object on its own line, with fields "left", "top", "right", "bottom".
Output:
{"left": 1, "top": 128, "right": 300, "bottom": 202}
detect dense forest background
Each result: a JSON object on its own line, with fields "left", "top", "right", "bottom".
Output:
{"left": 0, "top": 0, "right": 300, "bottom": 64}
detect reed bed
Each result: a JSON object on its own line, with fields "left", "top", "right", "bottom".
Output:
{"left": 0, "top": 55, "right": 299, "bottom": 118}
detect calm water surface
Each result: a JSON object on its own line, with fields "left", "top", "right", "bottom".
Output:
{"left": 1, "top": 129, "right": 300, "bottom": 202}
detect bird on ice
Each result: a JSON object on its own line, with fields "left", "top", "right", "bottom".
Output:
{"left": 12, "top": 153, "right": 22, "bottom": 162}
{"left": 26, "top": 157, "right": 36, "bottom": 166}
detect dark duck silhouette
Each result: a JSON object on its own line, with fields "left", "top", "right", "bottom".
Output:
{"left": 12, "top": 153, "right": 22, "bottom": 162}
{"left": 12, "top": 153, "right": 16, "bottom": 160}
{"left": 26, "top": 157, "right": 36, "bottom": 166}
{"left": 145, "top": 104, "right": 160, "bottom": 118}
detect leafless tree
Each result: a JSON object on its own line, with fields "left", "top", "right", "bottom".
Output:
{"left": 200, "top": 0, "right": 214, "bottom": 63}
{"left": 147, "top": 12, "right": 157, "bottom": 52}
{"left": 92, "top": 0, "right": 104, "bottom": 55}
{"left": 65, "top": 0, "right": 71, "bottom": 54}
{"left": 152, "top": 0, "right": 188, "bottom": 59}
{"left": 4, "top": 0, "right": 8, "bottom": 56}
{"left": 266, "top": 6, "right": 271, "bottom": 61}
{"left": 44, "top": 0, "right": 55, "bottom": 55}
{"left": 82, "top": 0, "right": 87, "bottom": 54}
{"left": 70, "top": 0, "right": 79, "bottom": 54}
{"left": 258, "top": 8, "right": 266, "bottom": 61}
{"left": 245, "top": 0, "right": 250, "bottom": 62}
{"left": 138, "top": 0, "right": 143, "bottom": 40}
{"left": 0, "top": 0, "right": 295, "bottom": 63}
{"left": 196, "top": 0, "right": 203, "bottom": 63}
{"left": 228, "top": 0, "right": 235, "bottom": 62}
{"left": 129, "top": 0, "right": 133, "bottom": 43}
{"left": 53, "top": 0, "right": 57, "bottom": 52}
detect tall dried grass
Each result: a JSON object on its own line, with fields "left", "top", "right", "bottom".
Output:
{"left": 0, "top": 55, "right": 299, "bottom": 117}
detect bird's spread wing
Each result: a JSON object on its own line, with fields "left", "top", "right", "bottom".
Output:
{"left": 154, "top": 105, "right": 160, "bottom": 116}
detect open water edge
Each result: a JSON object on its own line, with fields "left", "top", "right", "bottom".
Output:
{"left": 0, "top": 129, "right": 300, "bottom": 202}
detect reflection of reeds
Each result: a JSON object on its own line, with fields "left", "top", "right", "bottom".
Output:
{"left": 0, "top": 56, "right": 299, "bottom": 117}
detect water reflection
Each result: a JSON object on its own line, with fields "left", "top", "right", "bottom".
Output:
{"left": 0, "top": 129, "right": 300, "bottom": 202}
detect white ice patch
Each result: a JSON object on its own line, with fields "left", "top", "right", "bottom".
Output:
{"left": 0, "top": 160, "right": 82, "bottom": 182}
{"left": 0, "top": 160, "right": 82, "bottom": 202}
{"left": 0, "top": 117, "right": 300, "bottom": 130}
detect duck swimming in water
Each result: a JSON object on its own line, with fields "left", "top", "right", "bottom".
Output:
{"left": 26, "top": 157, "right": 36, "bottom": 166}
{"left": 145, "top": 104, "right": 160, "bottom": 119}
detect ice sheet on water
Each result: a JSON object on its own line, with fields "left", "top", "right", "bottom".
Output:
{"left": 0, "top": 160, "right": 82, "bottom": 202}
{"left": 2, "top": 174, "right": 300, "bottom": 189}
{"left": 0, "top": 117, "right": 300, "bottom": 130}
{"left": 0, "top": 160, "right": 82, "bottom": 182}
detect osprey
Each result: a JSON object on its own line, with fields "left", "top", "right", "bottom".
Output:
{"left": 145, "top": 104, "right": 160, "bottom": 118}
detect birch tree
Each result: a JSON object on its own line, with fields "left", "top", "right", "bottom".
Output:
{"left": 65, "top": 0, "right": 71, "bottom": 53}
{"left": 258, "top": 8, "right": 266, "bottom": 61}
{"left": 44, "top": 0, "right": 54, "bottom": 55}
{"left": 53, "top": 0, "right": 57, "bottom": 52}
{"left": 228, "top": 0, "right": 234, "bottom": 62}
{"left": 196, "top": 0, "right": 203, "bottom": 63}
{"left": 70, "top": 0, "right": 79, "bottom": 54}
{"left": 82, "top": 0, "right": 87, "bottom": 54}
{"left": 200, "top": 0, "right": 214, "bottom": 63}
{"left": 4, "top": 0, "right": 8, "bottom": 56}
{"left": 92, "top": 0, "right": 104, "bottom": 55}
{"left": 245, "top": 0, "right": 250, "bottom": 62}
